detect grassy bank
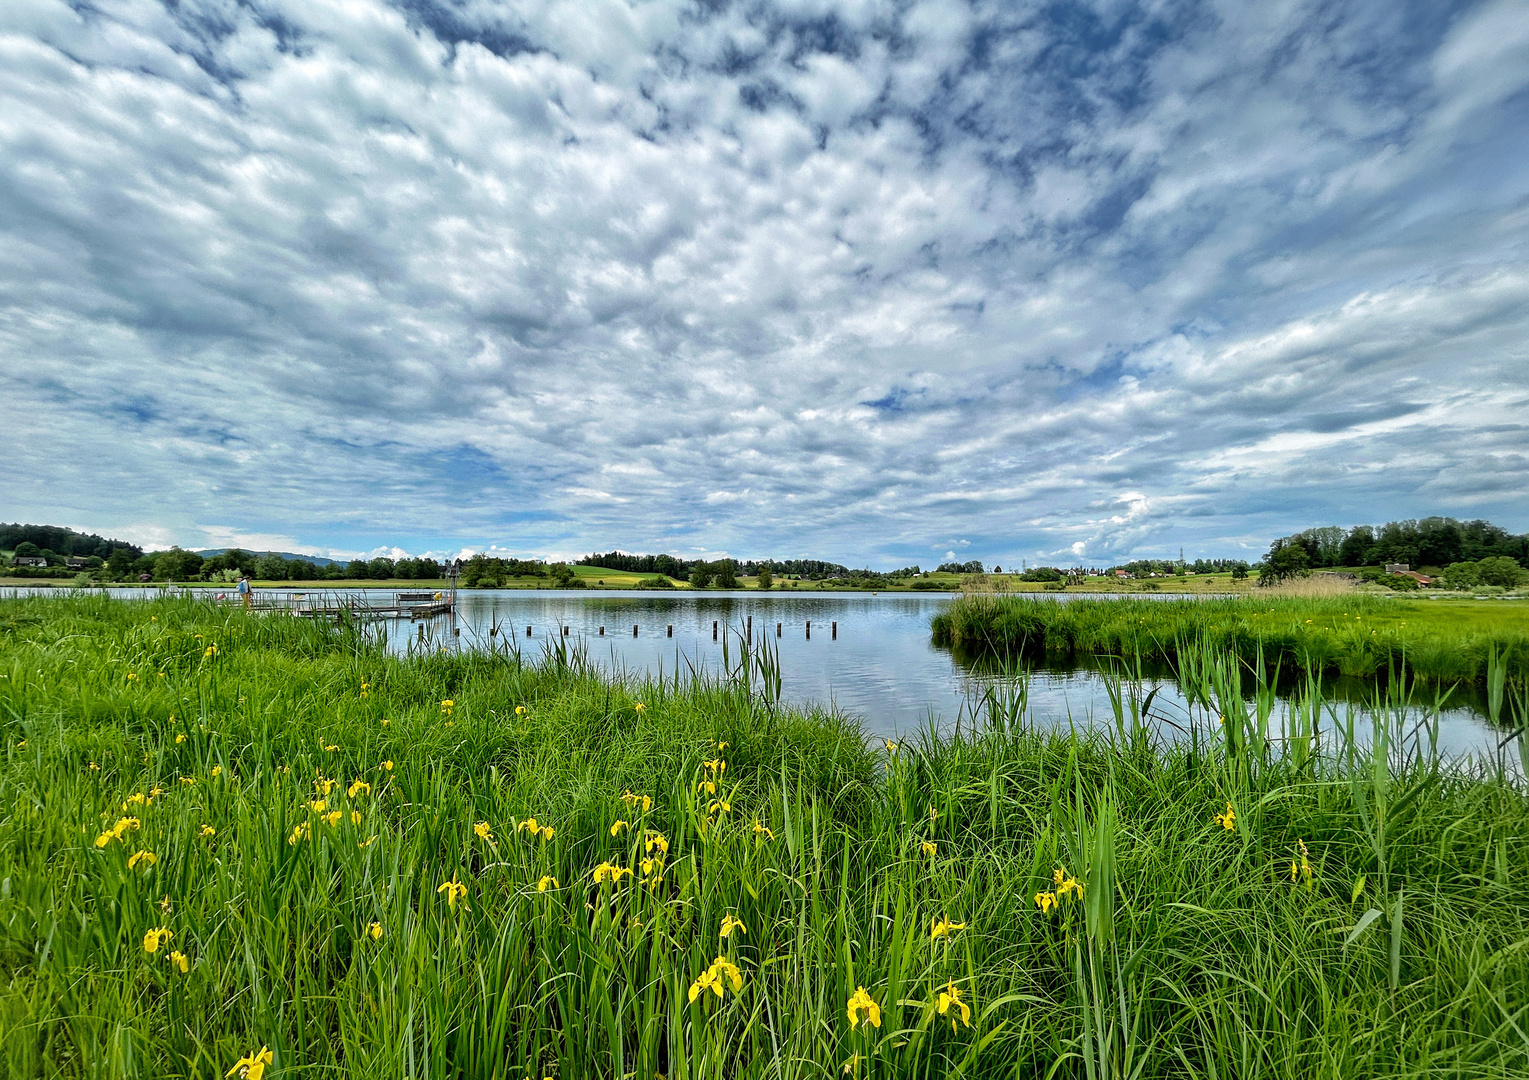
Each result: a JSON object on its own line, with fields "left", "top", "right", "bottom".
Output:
{"left": 2, "top": 595, "right": 1528, "bottom": 1078}
{"left": 932, "top": 592, "right": 1529, "bottom": 686}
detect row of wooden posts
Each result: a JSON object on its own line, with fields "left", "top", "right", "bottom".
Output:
{"left": 478, "top": 616, "right": 838, "bottom": 640}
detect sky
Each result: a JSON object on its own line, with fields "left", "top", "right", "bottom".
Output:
{"left": 2, "top": 0, "right": 1527, "bottom": 567}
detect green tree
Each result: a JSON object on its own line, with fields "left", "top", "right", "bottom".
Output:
{"left": 1258, "top": 538, "right": 1310, "bottom": 586}
{"left": 1231, "top": 565, "right": 1248, "bottom": 582}
{"left": 1439, "top": 561, "right": 1482, "bottom": 591}
{"left": 1476, "top": 556, "right": 1527, "bottom": 588}
{"left": 255, "top": 554, "right": 289, "bottom": 581}
{"left": 13, "top": 541, "right": 41, "bottom": 558}
{"left": 689, "top": 563, "right": 714, "bottom": 589}
{"left": 755, "top": 564, "right": 773, "bottom": 590}
{"left": 714, "top": 560, "right": 738, "bottom": 589}
{"left": 153, "top": 547, "right": 204, "bottom": 582}
{"left": 368, "top": 557, "right": 395, "bottom": 580}
{"left": 105, "top": 548, "right": 135, "bottom": 580}
{"left": 550, "top": 563, "right": 575, "bottom": 587}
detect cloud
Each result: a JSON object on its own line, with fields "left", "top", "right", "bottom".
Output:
{"left": 1, "top": 0, "right": 1527, "bottom": 567}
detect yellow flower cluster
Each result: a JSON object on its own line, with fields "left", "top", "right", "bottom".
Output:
{"left": 1035, "top": 868, "right": 1084, "bottom": 913}
{"left": 1214, "top": 801, "right": 1236, "bottom": 830}
{"left": 517, "top": 817, "right": 554, "bottom": 841}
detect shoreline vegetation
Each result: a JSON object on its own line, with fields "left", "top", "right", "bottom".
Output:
{"left": 931, "top": 588, "right": 1529, "bottom": 686}
{"left": 3, "top": 595, "right": 1528, "bottom": 1077}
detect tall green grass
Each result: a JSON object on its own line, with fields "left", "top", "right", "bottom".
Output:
{"left": 1, "top": 594, "right": 1527, "bottom": 1078}
{"left": 932, "top": 593, "right": 1529, "bottom": 686}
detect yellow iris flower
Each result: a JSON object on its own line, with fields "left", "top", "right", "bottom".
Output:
{"left": 167, "top": 950, "right": 189, "bottom": 974}
{"left": 127, "top": 850, "right": 157, "bottom": 870}
{"left": 537, "top": 875, "right": 559, "bottom": 892}
{"left": 200, "top": 824, "right": 215, "bottom": 837}
{"left": 610, "top": 820, "right": 629, "bottom": 836}
{"left": 620, "top": 790, "right": 653, "bottom": 812}
{"left": 720, "top": 914, "right": 747, "bottom": 939}
{"left": 644, "top": 831, "right": 669, "bottom": 855}
{"left": 438, "top": 876, "right": 467, "bottom": 910}
{"left": 348, "top": 780, "right": 371, "bottom": 798}
{"left": 226, "top": 1046, "right": 273, "bottom": 1080}
{"left": 847, "top": 986, "right": 881, "bottom": 1029}
{"left": 1213, "top": 801, "right": 1236, "bottom": 830}
{"left": 593, "top": 861, "right": 633, "bottom": 884}
{"left": 936, "top": 981, "right": 971, "bottom": 1028}
{"left": 688, "top": 955, "right": 744, "bottom": 1002}
{"left": 143, "top": 926, "right": 173, "bottom": 954}
{"left": 1035, "top": 890, "right": 1058, "bottom": 914}
{"left": 920, "top": 840, "right": 937, "bottom": 858}
{"left": 367, "top": 922, "right": 384, "bottom": 940}
{"left": 753, "top": 818, "right": 774, "bottom": 840}
{"left": 930, "top": 916, "right": 966, "bottom": 940}
{"left": 474, "top": 821, "right": 494, "bottom": 842}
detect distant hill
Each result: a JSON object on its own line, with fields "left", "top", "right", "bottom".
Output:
{"left": 196, "top": 549, "right": 342, "bottom": 567}
{"left": 0, "top": 522, "right": 142, "bottom": 559}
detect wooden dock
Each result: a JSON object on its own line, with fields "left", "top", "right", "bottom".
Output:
{"left": 246, "top": 590, "right": 455, "bottom": 619}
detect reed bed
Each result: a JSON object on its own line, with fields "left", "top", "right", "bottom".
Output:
{"left": 931, "top": 593, "right": 1529, "bottom": 685}
{"left": 1, "top": 594, "right": 1527, "bottom": 1078}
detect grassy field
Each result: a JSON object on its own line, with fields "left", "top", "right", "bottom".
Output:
{"left": 932, "top": 591, "right": 1529, "bottom": 686}
{"left": 2, "top": 594, "right": 1528, "bottom": 1078}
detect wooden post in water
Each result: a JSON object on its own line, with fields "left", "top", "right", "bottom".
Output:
{"left": 832, "top": 621, "right": 837, "bottom": 639}
{"left": 667, "top": 625, "right": 673, "bottom": 637}
{"left": 599, "top": 626, "right": 604, "bottom": 636}
{"left": 633, "top": 624, "right": 638, "bottom": 637}
{"left": 712, "top": 620, "right": 718, "bottom": 640}
{"left": 562, "top": 626, "right": 568, "bottom": 637}
{"left": 776, "top": 622, "right": 781, "bottom": 637}
{"left": 746, "top": 615, "right": 752, "bottom": 643}
{"left": 805, "top": 620, "right": 810, "bottom": 639}
{"left": 526, "top": 625, "right": 531, "bottom": 637}
{"left": 489, "top": 626, "right": 497, "bottom": 637}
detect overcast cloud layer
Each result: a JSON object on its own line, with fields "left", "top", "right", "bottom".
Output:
{"left": 2, "top": 0, "right": 1527, "bottom": 565}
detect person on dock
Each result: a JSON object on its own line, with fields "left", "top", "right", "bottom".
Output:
{"left": 237, "top": 574, "right": 252, "bottom": 609}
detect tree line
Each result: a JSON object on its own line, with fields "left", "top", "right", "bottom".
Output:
{"left": 1261, "top": 517, "right": 1529, "bottom": 587}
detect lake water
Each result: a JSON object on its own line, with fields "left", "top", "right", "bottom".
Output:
{"left": 3, "top": 586, "right": 1511, "bottom": 766}
{"left": 407, "top": 590, "right": 1507, "bottom": 766}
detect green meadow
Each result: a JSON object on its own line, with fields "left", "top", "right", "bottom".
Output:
{"left": 2, "top": 594, "right": 1527, "bottom": 1078}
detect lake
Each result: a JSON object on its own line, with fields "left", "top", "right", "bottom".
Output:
{"left": 406, "top": 589, "right": 1506, "bottom": 765}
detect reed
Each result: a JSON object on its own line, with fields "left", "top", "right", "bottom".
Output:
{"left": 1, "top": 594, "right": 1527, "bottom": 1078}
{"left": 931, "top": 592, "right": 1529, "bottom": 685}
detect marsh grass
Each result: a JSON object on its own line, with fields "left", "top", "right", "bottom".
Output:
{"left": 1, "top": 594, "right": 1527, "bottom": 1078}
{"left": 932, "top": 593, "right": 1529, "bottom": 686}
